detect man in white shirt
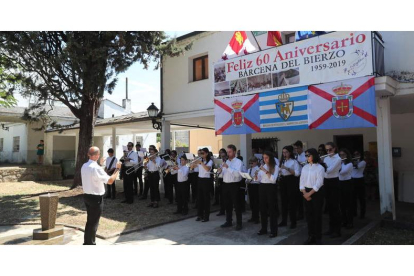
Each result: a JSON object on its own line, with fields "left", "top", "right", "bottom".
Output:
{"left": 104, "top": 148, "right": 118, "bottom": 199}
{"left": 81, "top": 146, "right": 121, "bottom": 245}
{"left": 293, "top": 140, "right": 306, "bottom": 220}
{"left": 122, "top": 142, "right": 139, "bottom": 204}
{"left": 219, "top": 144, "right": 244, "bottom": 231}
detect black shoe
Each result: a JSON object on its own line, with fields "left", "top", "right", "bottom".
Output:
{"left": 345, "top": 224, "right": 354, "bottom": 229}
{"left": 248, "top": 218, "right": 255, "bottom": 222}
{"left": 329, "top": 232, "right": 341, "bottom": 238}
{"left": 221, "top": 222, "right": 233, "bottom": 228}
{"left": 202, "top": 218, "right": 209, "bottom": 222}
{"left": 168, "top": 201, "right": 173, "bottom": 205}
{"left": 315, "top": 239, "right": 323, "bottom": 245}
{"left": 269, "top": 232, "right": 277, "bottom": 238}
{"left": 297, "top": 214, "right": 304, "bottom": 221}
{"left": 193, "top": 205, "right": 198, "bottom": 209}
{"left": 139, "top": 197, "right": 147, "bottom": 200}
{"left": 212, "top": 201, "right": 219, "bottom": 206}
{"left": 111, "top": 197, "right": 116, "bottom": 200}
{"left": 303, "top": 236, "right": 316, "bottom": 245}
{"left": 147, "top": 203, "right": 154, "bottom": 207}
{"left": 195, "top": 217, "right": 202, "bottom": 221}
{"left": 290, "top": 224, "right": 297, "bottom": 229}
{"left": 216, "top": 212, "right": 225, "bottom": 216}
{"left": 254, "top": 220, "right": 260, "bottom": 224}
{"left": 182, "top": 211, "right": 188, "bottom": 215}
{"left": 121, "top": 200, "right": 128, "bottom": 203}
{"left": 127, "top": 201, "right": 133, "bottom": 204}
{"left": 153, "top": 203, "right": 159, "bottom": 208}
{"left": 173, "top": 211, "right": 181, "bottom": 214}
{"left": 323, "top": 230, "right": 333, "bottom": 236}
{"left": 236, "top": 224, "right": 242, "bottom": 231}
{"left": 257, "top": 229, "right": 268, "bottom": 235}
{"left": 278, "top": 221, "right": 287, "bottom": 227}
{"left": 104, "top": 195, "right": 111, "bottom": 199}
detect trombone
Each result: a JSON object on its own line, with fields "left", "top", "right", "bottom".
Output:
{"left": 125, "top": 152, "right": 159, "bottom": 175}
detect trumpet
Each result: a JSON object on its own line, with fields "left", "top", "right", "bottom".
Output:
{"left": 125, "top": 152, "right": 159, "bottom": 175}
{"left": 187, "top": 156, "right": 202, "bottom": 167}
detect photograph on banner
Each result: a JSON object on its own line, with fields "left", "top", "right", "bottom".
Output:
{"left": 213, "top": 31, "right": 373, "bottom": 99}
{"left": 308, "top": 76, "right": 377, "bottom": 129}
{"left": 259, "top": 86, "right": 309, "bottom": 132}
{"left": 214, "top": 94, "right": 261, "bottom": 135}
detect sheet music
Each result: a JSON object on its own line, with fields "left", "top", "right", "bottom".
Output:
{"left": 239, "top": 172, "right": 253, "bottom": 180}
{"left": 185, "top": 153, "right": 195, "bottom": 160}
{"left": 214, "top": 158, "right": 223, "bottom": 167}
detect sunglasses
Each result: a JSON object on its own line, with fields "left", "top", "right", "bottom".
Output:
{"left": 305, "top": 155, "right": 310, "bottom": 158}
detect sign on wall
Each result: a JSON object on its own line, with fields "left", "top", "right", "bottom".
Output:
{"left": 213, "top": 31, "right": 373, "bottom": 99}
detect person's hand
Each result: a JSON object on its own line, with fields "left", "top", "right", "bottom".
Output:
{"left": 303, "top": 192, "right": 312, "bottom": 201}
{"left": 173, "top": 165, "right": 179, "bottom": 170}
{"left": 116, "top": 162, "right": 122, "bottom": 169}
{"left": 124, "top": 157, "right": 131, "bottom": 162}
{"left": 222, "top": 162, "right": 228, "bottom": 169}
{"left": 100, "top": 158, "right": 106, "bottom": 166}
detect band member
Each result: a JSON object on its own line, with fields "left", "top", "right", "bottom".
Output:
{"left": 121, "top": 142, "right": 138, "bottom": 204}
{"left": 256, "top": 151, "right": 279, "bottom": 238}
{"left": 339, "top": 149, "right": 354, "bottom": 229}
{"left": 165, "top": 150, "right": 177, "bottom": 204}
{"left": 139, "top": 146, "right": 156, "bottom": 200}
{"left": 171, "top": 155, "right": 190, "bottom": 215}
{"left": 163, "top": 149, "right": 172, "bottom": 200}
{"left": 219, "top": 145, "right": 243, "bottom": 230}
{"left": 191, "top": 148, "right": 213, "bottom": 222}
{"left": 247, "top": 156, "right": 260, "bottom": 224}
{"left": 300, "top": 148, "right": 325, "bottom": 245}
{"left": 145, "top": 148, "right": 162, "bottom": 208}
{"left": 323, "top": 142, "right": 342, "bottom": 238}
{"left": 215, "top": 148, "right": 227, "bottom": 216}
{"left": 104, "top": 148, "right": 118, "bottom": 199}
{"left": 278, "top": 145, "right": 301, "bottom": 229}
{"left": 351, "top": 150, "right": 366, "bottom": 218}
{"left": 134, "top": 143, "right": 144, "bottom": 196}
{"left": 318, "top": 144, "right": 327, "bottom": 157}
{"left": 189, "top": 149, "right": 202, "bottom": 206}
{"left": 237, "top": 155, "right": 247, "bottom": 213}
{"left": 293, "top": 140, "right": 306, "bottom": 220}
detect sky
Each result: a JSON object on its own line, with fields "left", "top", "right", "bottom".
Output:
{"left": 13, "top": 31, "right": 191, "bottom": 113}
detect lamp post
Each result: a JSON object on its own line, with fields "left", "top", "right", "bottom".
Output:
{"left": 147, "top": 103, "right": 162, "bottom": 131}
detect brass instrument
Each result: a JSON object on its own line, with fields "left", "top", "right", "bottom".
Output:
{"left": 125, "top": 152, "right": 159, "bottom": 175}
{"left": 187, "top": 156, "right": 202, "bottom": 167}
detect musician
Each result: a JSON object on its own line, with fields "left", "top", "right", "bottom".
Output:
{"left": 318, "top": 144, "right": 327, "bottom": 157}
{"left": 215, "top": 148, "right": 227, "bottom": 216}
{"left": 189, "top": 149, "right": 202, "bottom": 207}
{"left": 140, "top": 145, "right": 157, "bottom": 200}
{"left": 145, "top": 148, "right": 162, "bottom": 208}
{"left": 171, "top": 155, "right": 190, "bottom": 215}
{"left": 164, "top": 150, "right": 177, "bottom": 204}
{"left": 247, "top": 156, "right": 260, "bottom": 224}
{"left": 237, "top": 155, "right": 247, "bottom": 213}
{"left": 191, "top": 147, "right": 213, "bottom": 222}
{"left": 300, "top": 148, "right": 325, "bottom": 245}
{"left": 351, "top": 150, "right": 366, "bottom": 219}
{"left": 134, "top": 143, "right": 144, "bottom": 196}
{"left": 121, "top": 142, "right": 138, "bottom": 204}
{"left": 278, "top": 145, "right": 300, "bottom": 229}
{"left": 256, "top": 151, "right": 279, "bottom": 238}
{"left": 163, "top": 149, "right": 172, "bottom": 200}
{"left": 293, "top": 140, "right": 306, "bottom": 220}
{"left": 104, "top": 148, "right": 118, "bottom": 200}
{"left": 339, "top": 149, "right": 354, "bottom": 229}
{"left": 218, "top": 145, "right": 243, "bottom": 230}
{"left": 323, "top": 142, "right": 342, "bottom": 238}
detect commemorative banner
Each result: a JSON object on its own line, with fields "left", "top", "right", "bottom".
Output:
{"left": 213, "top": 31, "right": 373, "bottom": 99}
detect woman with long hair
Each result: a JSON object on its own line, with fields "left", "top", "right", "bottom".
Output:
{"left": 339, "top": 148, "right": 354, "bottom": 229}
{"left": 279, "top": 145, "right": 301, "bottom": 229}
{"left": 191, "top": 147, "right": 213, "bottom": 222}
{"left": 255, "top": 151, "right": 280, "bottom": 238}
{"left": 300, "top": 148, "right": 325, "bottom": 245}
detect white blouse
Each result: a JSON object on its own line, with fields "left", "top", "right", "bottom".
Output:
{"left": 257, "top": 164, "right": 280, "bottom": 184}
{"left": 280, "top": 159, "right": 301, "bottom": 176}
{"left": 299, "top": 163, "right": 325, "bottom": 192}
{"left": 171, "top": 165, "right": 190, "bottom": 182}
{"left": 222, "top": 157, "right": 243, "bottom": 183}
{"left": 324, "top": 154, "right": 342, "bottom": 179}
{"left": 339, "top": 163, "right": 353, "bottom": 181}
{"left": 198, "top": 160, "right": 213, "bottom": 178}
{"left": 351, "top": 160, "right": 366, "bottom": 179}
{"left": 147, "top": 157, "right": 162, "bottom": 172}
{"left": 247, "top": 166, "right": 260, "bottom": 184}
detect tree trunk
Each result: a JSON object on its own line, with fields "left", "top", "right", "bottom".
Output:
{"left": 71, "top": 99, "right": 99, "bottom": 189}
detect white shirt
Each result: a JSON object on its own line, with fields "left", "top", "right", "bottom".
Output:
{"left": 222, "top": 157, "right": 243, "bottom": 183}
{"left": 274, "top": 157, "right": 280, "bottom": 167}
{"left": 324, "top": 154, "right": 342, "bottom": 179}
{"left": 352, "top": 160, "right": 366, "bottom": 178}
{"left": 147, "top": 157, "right": 162, "bottom": 172}
{"left": 198, "top": 159, "right": 213, "bottom": 178}
{"left": 105, "top": 156, "right": 117, "bottom": 171}
{"left": 171, "top": 165, "right": 189, "bottom": 182}
{"left": 300, "top": 163, "right": 325, "bottom": 192}
{"left": 247, "top": 166, "right": 260, "bottom": 184}
{"left": 124, "top": 151, "right": 138, "bottom": 167}
{"left": 339, "top": 163, "right": 353, "bottom": 181}
{"left": 81, "top": 159, "right": 110, "bottom": 195}
{"left": 281, "top": 159, "right": 300, "bottom": 176}
{"left": 296, "top": 152, "right": 306, "bottom": 173}
{"left": 257, "top": 164, "right": 280, "bottom": 184}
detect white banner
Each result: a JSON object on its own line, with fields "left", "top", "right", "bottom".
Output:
{"left": 213, "top": 31, "right": 373, "bottom": 99}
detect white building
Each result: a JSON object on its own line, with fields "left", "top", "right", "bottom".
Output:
{"left": 160, "top": 31, "right": 414, "bottom": 217}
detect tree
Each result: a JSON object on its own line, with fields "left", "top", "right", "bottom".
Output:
{"left": 0, "top": 32, "right": 190, "bottom": 188}
{"left": 0, "top": 62, "right": 17, "bottom": 107}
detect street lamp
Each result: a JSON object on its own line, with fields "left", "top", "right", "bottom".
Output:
{"left": 147, "top": 102, "right": 162, "bottom": 131}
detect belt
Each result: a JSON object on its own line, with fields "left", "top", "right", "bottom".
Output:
{"left": 148, "top": 171, "right": 158, "bottom": 174}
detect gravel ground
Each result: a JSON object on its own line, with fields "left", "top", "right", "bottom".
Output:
{"left": 361, "top": 226, "right": 414, "bottom": 245}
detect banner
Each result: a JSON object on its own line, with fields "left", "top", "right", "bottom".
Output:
{"left": 260, "top": 86, "right": 308, "bottom": 132}
{"left": 213, "top": 31, "right": 373, "bottom": 99}
{"left": 214, "top": 94, "right": 261, "bottom": 135}
{"left": 308, "top": 76, "right": 377, "bottom": 129}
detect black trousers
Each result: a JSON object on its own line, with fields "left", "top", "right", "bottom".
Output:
{"left": 297, "top": 176, "right": 304, "bottom": 218}
{"left": 325, "top": 177, "right": 341, "bottom": 234}
{"left": 105, "top": 182, "right": 116, "bottom": 199}
{"left": 148, "top": 172, "right": 160, "bottom": 202}
{"left": 304, "top": 187, "right": 324, "bottom": 241}
{"left": 132, "top": 170, "right": 138, "bottom": 194}
{"left": 215, "top": 178, "right": 225, "bottom": 213}
{"left": 340, "top": 179, "right": 354, "bottom": 226}
{"left": 189, "top": 172, "right": 198, "bottom": 203}
{"left": 280, "top": 175, "right": 299, "bottom": 225}
{"left": 248, "top": 184, "right": 260, "bottom": 220}
{"left": 223, "top": 182, "right": 243, "bottom": 225}
{"left": 123, "top": 171, "right": 134, "bottom": 203}
{"left": 136, "top": 167, "right": 144, "bottom": 195}
{"left": 143, "top": 171, "right": 150, "bottom": 198}
{"left": 238, "top": 180, "right": 246, "bottom": 212}
{"left": 164, "top": 172, "right": 171, "bottom": 199}
{"left": 165, "top": 172, "right": 174, "bottom": 203}
{"left": 259, "top": 184, "right": 278, "bottom": 234}
{"left": 176, "top": 181, "right": 190, "bottom": 212}
{"left": 197, "top": 177, "right": 212, "bottom": 220}
{"left": 352, "top": 177, "right": 366, "bottom": 217}
{"left": 83, "top": 194, "right": 104, "bottom": 245}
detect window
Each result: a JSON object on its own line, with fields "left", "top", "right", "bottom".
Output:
{"left": 285, "top": 33, "right": 295, "bottom": 44}
{"left": 0, "top": 138, "right": 3, "bottom": 152}
{"left": 193, "top": 55, "right": 208, "bottom": 81}
{"left": 13, "top": 136, "right": 20, "bottom": 152}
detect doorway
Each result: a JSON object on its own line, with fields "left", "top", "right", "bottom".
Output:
{"left": 334, "top": 134, "right": 363, "bottom": 154}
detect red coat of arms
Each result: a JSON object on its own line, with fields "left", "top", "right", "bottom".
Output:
{"left": 231, "top": 100, "right": 244, "bottom": 127}
{"left": 332, "top": 83, "right": 354, "bottom": 119}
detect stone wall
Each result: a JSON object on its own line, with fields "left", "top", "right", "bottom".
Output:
{"left": 0, "top": 165, "right": 62, "bottom": 183}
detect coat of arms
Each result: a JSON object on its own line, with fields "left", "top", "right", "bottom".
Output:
{"left": 332, "top": 83, "right": 353, "bottom": 119}
{"left": 231, "top": 100, "right": 244, "bottom": 127}
{"left": 276, "top": 92, "right": 294, "bottom": 121}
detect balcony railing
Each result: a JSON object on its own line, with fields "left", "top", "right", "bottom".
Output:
{"left": 373, "top": 31, "right": 385, "bottom": 77}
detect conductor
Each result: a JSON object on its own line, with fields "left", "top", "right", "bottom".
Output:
{"left": 81, "top": 146, "right": 121, "bottom": 245}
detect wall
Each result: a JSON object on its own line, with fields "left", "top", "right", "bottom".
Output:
{"left": 391, "top": 112, "right": 414, "bottom": 173}
{"left": 26, "top": 121, "right": 45, "bottom": 164}
{"left": 0, "top": 165, "right": 62, "bottom": 182}
{"left": 381, "top": 32, "right": 414, "bottom": 73}
{"left": 102, "top": 133, "right": 157, "bottom": 161}
{"left": 52, "top": 136, "right": 76, "bottom": 164}
{"left": 98, "top": 100, "right": 129, "bottom": 119}
{"left": 189, "top": 129, "right": 222, "bottom": 155}
{"left": 0, "top": 123, "right": 27, "bottom": 163}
